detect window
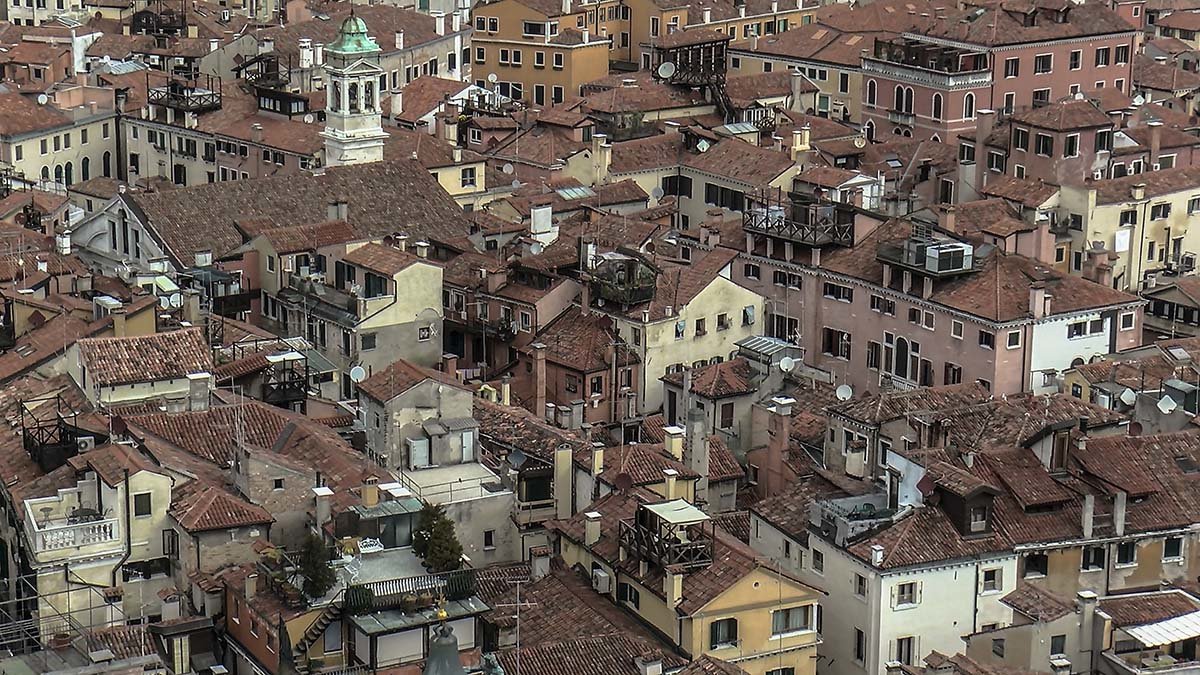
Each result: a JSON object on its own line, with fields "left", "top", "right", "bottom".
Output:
{"left": 1165, "top": 536, "right": 1184, "bottom": 560}
{"left": 1095, "top": 129, "right": 1112, "bottom": 153}
{"left": 822, "top": 328, "right": 852, "bottom": 359}
{"left": 1082, "top": 545, "right": 1106, "bottom": 570}
{"left": 1035, "top": 133, "right": 1054, "bottom": 156}
{"left": 720, "top": 402, "right": 734, "bottom": 429}
{"left": 1013, "top": 127, "right": 1029, "bottom": 151}
{"left": 951, "top": 320, "right": 963, "bottom": 339}
{"left": 870, "top": 295, "right": 895, "bottom": 315}
{"left": 978, "top": 330, "right": 995, "bottom": 349}
{"left": 963, "top": 92, "right": 975, "bottom": 119}
{"left": 743, "top": 263, "right": 761, "bottom": 280}
{"left": 896, "top": 636, "right": 916, "bottom": 665}
{"left": 771, "top": 606, "right": 812, "bottom": 635}
{"left": 273, "top": 478, "right": 284, "bottom": 490}
{"left": 931, "top": 93, "right": 942, "bottom": 120}
{"left": 1024, "top": 552, "right": 1048, "bottom": 577}
{"left": 1116, "top": 541, "right": 1137, "bottom": 566}
{"left": 854, "top": 573, "right": 867, "bottom": 597}
{"left": 484, "top": 530, "right": 495, "bottom": 550}
{"left": 1152, "top": 203, "right": 1172, "bottom": 220}
{"left": 854, "top": 629, "right": 866, "bottom": 663}
{"left": 993, "top": 639, "right": 1006, "bottom": 657}
{"left": 1006, "top": 330, "right": 1021, "bottom": 349}
{"left": 1051, "top": 634, "right": 1066, "bottom": 656}
{"left": 988, "top": 151, "right": 1005, "bottom": 173}
{"left": 1116, "top": 45, "right": 1130, "bottom": 64}
{"left": 710, "top": 618, "right": 738, "bottom": 648}
{"left": 867, "top": 79, "right": 877, "bottom": 105}
{"left": 460, "top": 167, "right": 477, "bottom": 188}
{"left": 743, "top": 305, "right": 756, "bottom": 326}
{"left": 982, "top": 568, "right": 1001, "bottom": 592}
{"left": 553, "top": 53, "right": 563, "bottom": 69}
{"left": 134, "top": 493, "right": 152, "bottom": 517}
{"left": 823, "top": 282, "right": 853, "bottom": 302}
{"left": 617, "top": 582, "right": 640, "bottom": 608}
{"left": 970, "top": 505, "right": 989, "bottom": 533}
{"left": 1096, "top": 47, "right": 1110, "bottom": 66}
{"left": 867, "top": 341, "right": 882, "bottom": 370}
{"left": 1034, "top": 54, "right": 1052, "bottom": 73}
{"left": 360, "top": 333, "right": 377, "bottom": 351}
{"left": 488, "top": 17, "right": 498, "bottom": 30}
{"left": 1120, "top": 209, "right": 1137, "bottom": 226}
{"left": 1070, "top": 49, "right": 1081, "bottom": 70}
{"left": 944, "top": 362, "right": 962, "bottom": 385}
{"left": 1004, "top": 57, "right": 1019, "bottom": 78}
{"left": 923, "top": 311, "right": 935, "bottom": 330}
{"left": 1064, "top": 133, "right": 1079, "bottom": 158}
{"left": 959, "top": 143, "right": 976, "bottom": 163}
{"left": 897, "top": 582, "right": 917, "bottom": 606}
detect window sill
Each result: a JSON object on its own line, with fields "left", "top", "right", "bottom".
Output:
{"left": 1114, "top": 562, "right": 1138, "bottom": 570}
{"left": 1164, "top": 556, "right": 1185, "bottom": 564}
{"left": 980, "top": 589, "right": 1002, "bottom": 596}
{"left": 1081, "top": 567, "right": 1104, "bottom": 573}
{"left": 1023, "top": 572, "right": 1046, "bottom": 580}
{"left": 772, "top": 629, "right": 816, "bottom": 639}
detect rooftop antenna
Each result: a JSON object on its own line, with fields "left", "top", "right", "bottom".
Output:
{"left": 492, "top": 578, "right": 538, "bottom": 675}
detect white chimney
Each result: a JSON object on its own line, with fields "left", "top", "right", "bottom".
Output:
{"left": 299, "top": 38, "right": 314, "bottom": 68}
{"left": 584, "top": 511, "right": 602, "bottom": 545}
{"left": 434, "top": 12, "right": 446, "bottom": 36}
{"left": 56, "top": 231, "right": 71, "bottom": 255}
{"left": 395, "top": 30, "right": 404, "bottom": 50}
{"left": 194, "top": 249, "right": 213, "bottom": 267}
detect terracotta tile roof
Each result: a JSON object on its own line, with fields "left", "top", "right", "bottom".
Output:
{"left": 920, "top": 1, "right": 1135, "bottom": 47}
{"left": 683, "top": 137, "right": 796, "bottom": 186}
{"left": 474, "top": 397, "right": 587, "bottom": 463}
{"left": 706, "top": 436, "right": 745, "bottom": 483}
{"left": 599, "top": 443, "right": 700, "bottom": 486}
{"left": 751, "top": 473, "right": 850, "bottom": 539}
{"left": 925, "top": 460, "right": 999, "bottom": 498}
{"left": 0, "top": 92, "right": 71, "bottom": 137}
{"left": 608, "top": 132, "right": 689, "bottom": 174}
{"left": 529, "top": 307, "right": 639, "bottom": 373}
{"left": 170, "top": 482, "right": 273, "bottom": 532}
{"left": 1118, "top": 124, "right": 1200, "bottom": 155}
{"left": 909, "top": 392, "right": 1124, "bottom": 453}
{"left": 258, "top": 220, "right": 364, "bottom": 255}
{"left": 0, "top": 313, "right": 106, "bottom": 385}
{"left": 77, "top": 328, "right": 213, "bottom": 388}
{"left": 1001, "top": 585, "right": 1075, "bottom": 621}
{"left": 1084, "top": 87, "right": 1136, "bottom": 114}
{"left": 67, "top": 442, "right": 160, "bottom": 486}
{"left": 383, "top": 126, "right": 487, "bottom": 170}
{"left": 582, "top": 71, "right": 710, "bottom": 114}
{"left": 1010, "top": 99, "right": 1112, "bottom": 131}
{"left": 980, "top": 176, "right": 1059, "bottom": 207}
{"left": 831, "top": 382, "right": 992, "bottom": 425}
{"left": 494, "top": 634, "right": 686, "bottom": 675}
{"left": 677, "top": 656, "right": 748, "bottom": 675}
{"left": 128, "top": 402, "right": 294, "bottom": 466}
{"left": 262, "top": 4, "right": 450, "bottom": 62}
{"left": 489, "top": 124, "right": 589, "bottom": 169}
{"left": 1093, "top": 165, "right": 1200, "bottom": 204}
{"left": 395, "top": 76, "right": 467, "bottom": 125}
{"left": 814, "top": 0, "right": 941, "bottom": 33}
{"left": 1147, "top": 37, "right": 1195, "bottom": 55}
{"left": 1135, "top": 55, "right": 1200, "bottom": 91}
{"left": 502, "top": 178, "right": 649, "bottom": 218}
{"left": 711, "top": 510, "right": 751, "bottom": 543}
{"left": 1100, "top": 590, "right": 1200, "bottom": 627}
{"left": 650, "top": 27, "right": 731, "bottom": 48}
{"left": 661, "top": 357, "right": 758, "bottom": 398}
{"left": 796, "top": 165, "right": 862, "bottom": 189}
{"left": 121, "top": 158, "right": 468, "bottom": 267}
{"left": 604, "top": 246, "right": 740, "bottom": 322}
{"left": 88, "top": 624, "right": 154, "bottom": 660}
{"left": 847, "top": 500, "right": 1009, "bottom": 568}
{"left": 356, "top": 358, "right": 466, "bottom": 403}
{"left": 341, "top": 242, "right": 425, "bottom": 277}
{"left": 921, "top": 651, "right": 1044, "bottom": 675}
{"left": 731, "top": 26, "right": 881, "bottom": 67}
{"left": 1157, "top": 9, "right": 1200, "bottom": 29}
{"left": 821, "top": 219, "right": 1140, "bottom": 321}
{"left": 951, "top": 200, "right": 1034, "bottom": 239}
{"left": 474, "top": 562, "right": 531, "bottom": 603}
{"left": 861, "top": 137, "right": 959, "bottom": 185}
{"left": 723, "top": 70, "right": 806, "bottom": 108}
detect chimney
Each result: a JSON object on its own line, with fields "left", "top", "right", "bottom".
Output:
{"left": 395, "top": 30, "right": 404, "bottom": 50}
{"left": 685, "top": 406, "right": 710, "bottom": 506}
{"left": 663, "top": 425, "right": 685, "bottom": 460}
{"left": 500, "top": 374, "right": 512, "bottom": 405}
{"left": 554, "top": 443, "right": 573, "bottom": 518}
{"left": 561, "top": 0, "right": 570, "bottom": 14}
{"left": 245, "top": 573, "right": 258, "bottom": 600}
{"left": 441, "top": 353, "right": 459, "bottom": 378}
{"left": 531, "top": 545, "right": 551, "bottom": 580}
{"left": 584, "top": 511, "right": 602, "bottom": 545}
{"left": 663, "top": 468, "right": 679, "bottom": 500}
{"left": 208, "top": 38, "right": 218, "bottom": 52}
{"left": 532, "top": 342, "right": 547, "bottom": 419}
{"left": 703, "top": 7, "right": 711, "bottom": 22}
{"left": 251, "top": 123, "right": 264, "bottom": 143}
{"left": 765, "top": 396, "right": 794, "bottom": 495}
{"left": 1131, "top": 183, "right": 1146, "bottom": 201}
{"left": 414, "top": 241, "right": 430, "bottom": 258}
{"left": 362, "top": 482, "right": 379, "bottom": 508}
{"left": 635, "top": 653, "right": 664, "bottom": 675}
{"left": 593, "top": 133, "right": 611, "bottom": 184}
{"left": 591, "top": 442, "right": 604, "bottom": 477}
{"left": 1030, "top": 281, "right": 1050, "bottom": 319}
{"left": 789, "top": 73, "right": 808, "bottom": 115}
{"left": 664, "top": 568, "right": 683, "bottom": 607}
{"left": 313, "top": 486, "right": 334, "bottom": 527}
{"left": 1082, "top": 493, "right": 1095, "bottom": 538}
{"left": 327, "top": 200, "right": 349, "bottom": 222}
{"left": 870, "top": 544, "right": 884, "bottom": 566}
{"left": 1148, "top": 120, "right": 1163, "bottom": 165}
{"left": 56, "top": 231, "right": 72, "bottom": 255}
{"left": 452, "top": 12, "right": 462, "bottom": 32}
{"left": 940, "top": 205, "right": 956, "bottom": 233}
{"left": 1114, "top": 490, "right": 1127, "bottom": 536}
{"left": 570, "top": 399, "right": 585, "bottom": 430}
{"left": 434, "top": 12, "right": 446, "bottom": 35}
{"left": 973, "top": 109, "right": 996, "bottom": 193}
{"left": 187, "top": 372, "right": 211, "bottom": 411}
{"left": 790, "top": 124, "right": 811, "bottom": 159}
{"left": 1078, "top": 590, "right": 1098, "bottom": 650}
{"left": 160, "top": 591, "right": 181, "bottom": 620}
{"left": 194, "top": 249, "right": 213, "bottom": 267}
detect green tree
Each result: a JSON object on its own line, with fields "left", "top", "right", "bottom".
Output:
{"left": 424, "top": 510, "right": 463, "bottom": 572}
{"left": 412, "top": 503, "right": 443, "bottom": 559}
{"left": 299, "top": 534, "right": 336, "bottom": 599}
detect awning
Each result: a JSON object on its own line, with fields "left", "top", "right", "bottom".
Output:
{"left": 1126, "top": 611, "right": 1200, "bottom": 647}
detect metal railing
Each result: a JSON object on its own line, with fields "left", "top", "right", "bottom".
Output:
{"left": 347, "top": 568, "right": 478, "bottom": 613}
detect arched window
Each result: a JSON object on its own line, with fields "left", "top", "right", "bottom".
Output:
{"left": 931, "top": 134, "right": 941, "bottom": 142}
{"left": 904, "top": 87, "right": 914, "bottom": 114}
{"left": 40, "top": 166, "right": 49, "bottom": 181}
{"left": 54, "top": 165, "right": 63, "bottom": 184}
{"left": 964, "top": 92, "right": 976, "bottom": 119}
{"left": 902, "top": 128, "right": 913, "bottom": 137}
{"left": 894, "top": 338, "right": 910, "bottom": 380}
{"left": 894, "top": 85, "right": 904, "bottom": 111}
{"left": 932, "top": 93, "right": 943, "bottom": 120}
{"left": 864, "top": 120, "right": 875, "bottom": 141}
{"left": 867, "top": 79, "right": 877, "bottom": 106}
{"left": 348, "top": 82, "right": 359, "bottom": 112}
{"left": 64, "top": 162, "right": 73, "bottom": 186}
{"left": 102, "top": 151, "right": 111, "bottom": 177}
{"left": 82, "top": 157, "right": 90, "bottom": 181}
{"left": 364, "top": 81, "right": 375, "bottom": 111}
{"left": 330, "top": 81, "right": 341, "bottom": 113}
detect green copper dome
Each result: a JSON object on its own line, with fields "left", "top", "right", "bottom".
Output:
{"left": 328, "top": 13, "right": 381, "bottom": 55}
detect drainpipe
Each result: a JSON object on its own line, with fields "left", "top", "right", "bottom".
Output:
{"left": 111, "top": 468, "right": 132, "bottom": 587}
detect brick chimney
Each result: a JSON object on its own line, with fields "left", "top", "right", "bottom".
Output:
{"left": 685, "top": 406, "right": 709, "bottom": 507}
{"left": 765, "top": 396, "right": 795, "bottom": 496}
{"left": 531, "top": 342, "right": 547, "bottom": 419}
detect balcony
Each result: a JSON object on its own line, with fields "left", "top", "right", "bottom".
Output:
{"left": 347, "top": 568, "right": 478, "bottom": 614}
{"left": 811, "top": 494, "right": 909, "bottom": 546}
{"left": 32, "top": 517, "right": 120, "bottom": 555}
{"left": 514, "top": 498, "right": 557, "bottom": 526}
{"left": 147, "top": 79, "right": 222, "bottom": 113}
{"left": 1104, "top": 650, "right": 1200, "bottom": 675}
{"left": 887, "top": 109, "right": 916, "bottom": 126}
{"left": 862, "top": 57, "right": 992, "bottom": 89}
{"left": 590, "top": 257, "right": 657, "bottom": 309}
{"left": 397, "top": 462, "right": 510, "bottom": 505}
{"left": 618, "top": 500, "right": 715, "bottom": 570}
{"left": 743, "top": 192, "right": 855, "bottom": 248}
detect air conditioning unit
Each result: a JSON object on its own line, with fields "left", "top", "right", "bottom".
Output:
{"left": 591, "top": 568, "right": 611, "bottom": 593}
{"left": 1153, "top": 163, "right": 1162, "bottom": 171}
{"left": 76, "top": 436, "right": 96, "bottom": 452}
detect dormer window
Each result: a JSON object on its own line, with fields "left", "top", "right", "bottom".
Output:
{"left": 969, "top": 505, "right": 989, "bottom": 533}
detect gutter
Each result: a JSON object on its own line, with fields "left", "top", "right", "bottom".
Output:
{"left": 111, "top": 468, "right": 132, "bottom": 587}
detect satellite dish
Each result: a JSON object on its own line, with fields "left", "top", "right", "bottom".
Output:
{"left": 508, "top": 447, "right": 527, "bottom": 469}
{"left": 836, "top": 384, "right": 854, "bottom": 401}
{"left": 349, "top": 365, "right": 367, "bottom": 383}
{"left": 650, "top": 186, "right": 665, "bottom": 200}
{"left": 158, "top": 295, "right": 170, "bottom": 309}
{"left": 168, "top": 292, "right": 183, "bottom": 308}
{"left": 613, "top": 472, "right": 634, "bottom": 491}
{"left": 529, "top": 242, "right": 544, "bottom": 254}
{"left": 853, "top": 136, "right": 867, "bottom": 148}
{"left": 779, "top": 356, "right": 796, "bottom": 373}
{"left": 656, "top": 61, "right": 677, "bottom": 80}
{"left": 511, "top": 179, "right": 522, "bottom": 189}
{"left": 487, "top": 73, "right": 499, "bottom": 84}
{"left": 303, "top": 113, "right": 315, "bottom": 124}
{"left": 501, "top": 162, "right": 514, "bottom": 175}
{"left": 1120, "top": 388, "right": 1137, "bottom": 406}
{"left": 36, "top": 93, "right": 48, "bottom": 105}
{"left": 1158, "top": 394, "right": 1179, "bottom": 415}
{"left": 696, "top": 139, "right": 711, "bottom": 153}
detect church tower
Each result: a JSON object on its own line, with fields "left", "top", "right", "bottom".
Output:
{"left": 321, "top": 12, "right": 387, "bottom": 167}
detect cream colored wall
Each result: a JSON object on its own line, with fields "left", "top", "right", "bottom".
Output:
{"left": 97, "top": 377, "right": 195, "bottom": 406}
{"left": 1, "top": 115, "right": 117, "bottom": 188}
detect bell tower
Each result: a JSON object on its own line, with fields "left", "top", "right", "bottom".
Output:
{"left": 321, "top": 12, "right": 387, "bottom": 167}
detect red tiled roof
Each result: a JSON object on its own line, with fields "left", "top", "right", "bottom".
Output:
{"left": 76, "top": 327, "right": 213, "bottom": 387}
{"left": 170, "top": 482, "right": 272, "bottom": 532}
{"left": 1009, "top": 99, "right": 1112, "bottom": 131}
{"left": 1001, "top": 585, "right": 1075, "bottom": 621}
{"left": 661, "top": 357, "right": 758, "bottom": 399}
{"left": 355, "top": 358, "right": 466, "bottom": 403}
{"left": 342, "top": 242, "right": 425, "bottom": 277}
{"left": 1100, "top": 590, "right": 1200, "bottom": 627}
{"left": 258, "top": 220, "right": 364, "bottom": 255}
